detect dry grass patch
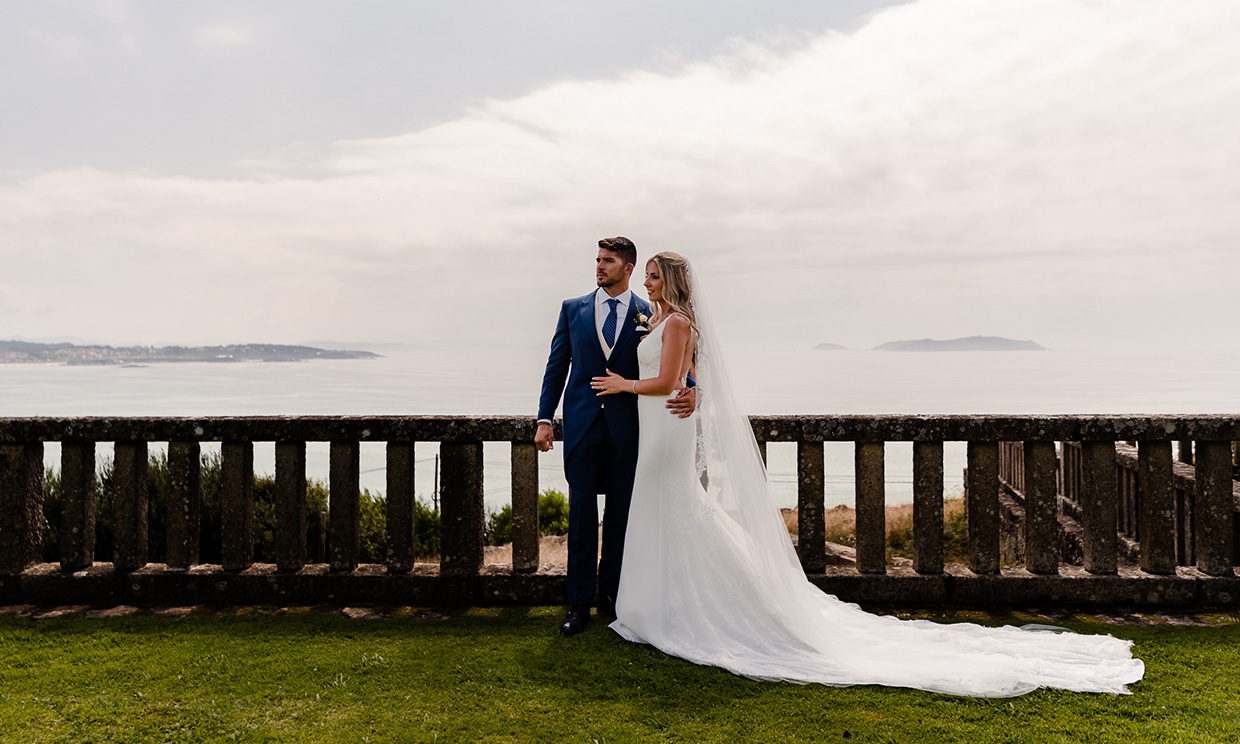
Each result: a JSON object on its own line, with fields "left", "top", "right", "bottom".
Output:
{"left": 488, "top": 499, "right": 969, "bottom": 568}
{"left": 484, "top": 534, "right": 571, "bottom": 566}
{"left": 782, "top": 498, "right": 966, "bottom": 561}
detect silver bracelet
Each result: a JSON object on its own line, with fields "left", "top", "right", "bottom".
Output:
{"left": 632, "top": 381, "right": 637, "bottom": 394}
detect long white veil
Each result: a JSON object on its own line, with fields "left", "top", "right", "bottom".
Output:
{"left": 688, "top": 263, "right": 814, "bottom": 599}
{"left": 682, "top": 261, "right": 1142, "bottom": 697}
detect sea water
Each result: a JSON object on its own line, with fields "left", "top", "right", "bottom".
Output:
{"left": 3, "top": 343, "right": 1238, "bottom": 513}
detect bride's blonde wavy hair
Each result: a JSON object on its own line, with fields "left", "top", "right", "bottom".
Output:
{"left": 648, "top": 251, "right": 699, "bottom": 363}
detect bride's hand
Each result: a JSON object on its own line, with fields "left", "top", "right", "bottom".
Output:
{"left": 591, "top": 370, "right": 630, "bottom": 396}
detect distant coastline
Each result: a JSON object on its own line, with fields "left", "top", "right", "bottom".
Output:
{"left": 813, "top": 336, "right": 1045, "bottom": 352}
{"left": 874, "top": 336, "right": 1045, "bottom": 352}
{"left": 0, "top": 340, "right": 380, "bottom": 366}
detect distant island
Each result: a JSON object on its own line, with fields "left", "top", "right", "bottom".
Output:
{"left": 872, "top": 336, "right": 1045, "bottom": 352}
{"left": 812, "top": 342, "right": 849, "bottom": 351}
{"left": 0, "top": 340, "right": 380, "bottom": 366}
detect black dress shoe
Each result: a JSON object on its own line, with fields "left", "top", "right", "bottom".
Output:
{"left": 560, "top": 605, "right": 591, "bottom": 636}
{"left": 596, "top": 595, "right": 616, "bottom": 619}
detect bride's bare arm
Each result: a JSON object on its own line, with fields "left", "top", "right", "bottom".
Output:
{"left": 591, "top": 314, "right": 692, "bottom": 397}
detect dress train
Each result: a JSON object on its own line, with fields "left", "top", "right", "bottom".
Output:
{"left": 609, "top": 321, "right": 1143, "bottom": 697}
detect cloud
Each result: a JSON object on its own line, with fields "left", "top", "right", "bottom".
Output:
{"left": 3, "top": 0, "right": 1239, "bottom": 351}
{"left": 196, "top": 24, "right": 254, "bottom": 48}
{"left": 24, "top": 29, "right": 86, "bottom": 59}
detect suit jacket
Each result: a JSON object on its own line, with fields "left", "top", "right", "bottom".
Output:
{"left": 538, "top": 291, "right": 651, "bottom": 461}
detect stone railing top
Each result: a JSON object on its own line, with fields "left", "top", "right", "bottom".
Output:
{"left": 0, "top": 414, "right": 1238, "bottom": 443}
{"left": 0, "top": 415, "right": 541, "bottom": 443}
{"left": 751, "top": 415, "right": 1240, "bottom": 443}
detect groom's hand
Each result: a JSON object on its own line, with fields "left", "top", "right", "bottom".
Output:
{"left": 666, "top": 386, "right": 696, "bottom": 418}
{"left": 535, "top": 422, "right": 554, "bottom": 452}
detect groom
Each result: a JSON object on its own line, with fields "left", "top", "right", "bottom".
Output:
{"left": 536, "top": 236, "right": 694, "bottom": 636}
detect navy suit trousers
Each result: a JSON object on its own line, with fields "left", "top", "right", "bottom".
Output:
{"left": 563, "top": 407, "right": 637, "bottom": 606}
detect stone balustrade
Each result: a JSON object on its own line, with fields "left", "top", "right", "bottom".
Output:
{"left": 1000, "top": 439, "right": 1240, "bottom": 571}
{"left": 1, "top": 415, "right": 1238, "bottom": 608}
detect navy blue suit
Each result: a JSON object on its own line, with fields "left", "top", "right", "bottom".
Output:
{"left": 538, "top": 290, "right": 650, "bottom": 606}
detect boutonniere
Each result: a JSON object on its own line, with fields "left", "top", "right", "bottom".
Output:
{"left": 634, "top": 309, "right": 650, "bottom": 333}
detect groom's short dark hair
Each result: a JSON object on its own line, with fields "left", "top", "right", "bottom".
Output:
{"left": 598, "top": 236, "right": 637, "bottom": 267}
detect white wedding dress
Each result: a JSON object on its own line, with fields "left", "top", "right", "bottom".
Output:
{"left": 610, "top": 318, "right": 1144, "bottom": 697}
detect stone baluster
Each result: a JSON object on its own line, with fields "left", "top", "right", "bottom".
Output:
{"left": 385, "top": 441, "right": 416, "bottom": 573}
{"left": 965, "top": 441, "right": 999, "bottom": 575}
{"left": 1137, "top": 441, "right": 1175, "bottom": 574}
{"left": 0, "top": 442, "right": 44, "bottom": 574}
{"left": 1000, "top": 442, "right": 1023, "bottom": 491}
{"left": 1178, "top": 440, "right": 1194, "bottom": 465}
{"left": 796, "top": 441, "right": 826, "bottom": 574}
{"left": 275, "top": 440, "right": 307, "bottom": 572}
{"left": 511, "top": 442, "right": 540, "bottom": 573}
{"left": 1176, "top": 476, "right": 1194, "bottom": 566}
{"left": 1023, "top": 441, "right": 1059, "bottom": 575}
{"left": 440, "top": 441, "right": 484, "bottom": 576}
{"left": 1062, "top": 442, "right": 1081, "bottom": 508}
{"left": 112, "top": 441, "right": 149, "bottom": 572}
{"left": 854, "top": 442, "right": 885, "bottom": 574}
{"left": 221, "top": 441, "right": 254, "bottom": 572}
{"left": 316, "top": 509, "right": 328, "bottom": 564}
{"left": 166, "top": 441, "right": 200, "bottom": 570}
{"left": 912, "top": 441, "right": 943, "bottom": 575}
{"left": 60, "top": 441, "right": 96, "bottom": 572}
{"left": 1005, "top": 443, "right": 1022, "bottom": 491}
{"left": 1015, "top": 442, "right": 1026, "bottom": 493}
{"left": 1194, "top": 441, "right": 1235, "bottom": 576}
{"left": 329, "top": 441, "right": 361, "bottom": 572}
{"left": 1080, "top": 441, "right": 1118, "bottom": 575}
{"left": 1115, "top": 465, "right": 1129, "bottom": 538}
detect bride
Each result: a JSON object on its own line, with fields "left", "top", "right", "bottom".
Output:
{"left": 590, "top": 251, "right": 1144, "bottom": 697}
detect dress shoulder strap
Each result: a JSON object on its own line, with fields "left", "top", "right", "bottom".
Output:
{"left": 652, "top": 311, "right": 690, "bottom": 330}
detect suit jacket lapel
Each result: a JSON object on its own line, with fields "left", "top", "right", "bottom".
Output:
{"left": 577, "top": 294, "right": 607, "bottom": 362}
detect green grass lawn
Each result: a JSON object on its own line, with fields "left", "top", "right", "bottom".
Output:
{"left": 1, "top": 605, "right": 1237, "bottom": 743}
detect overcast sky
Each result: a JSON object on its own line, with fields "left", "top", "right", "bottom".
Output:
{"left": 2, "top": 0, "right": 1237, "bottom": 353}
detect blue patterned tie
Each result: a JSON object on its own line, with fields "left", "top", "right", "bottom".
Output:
{"left": 602, "top": 298, "right": 620, "bottom": 349}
